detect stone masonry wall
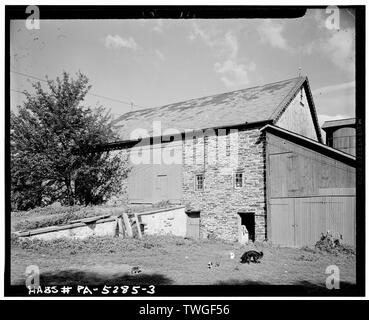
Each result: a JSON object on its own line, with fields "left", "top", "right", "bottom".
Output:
{"left": 181, "top": 127, "right": 267, "bottom": 242}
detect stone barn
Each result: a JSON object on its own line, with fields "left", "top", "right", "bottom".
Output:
{"left": 101, "top": 76, "right": 356, "bottom": 247}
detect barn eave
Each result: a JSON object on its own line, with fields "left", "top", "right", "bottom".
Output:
{"left": 261, "top": 124, "right": 356, "bottom": 167}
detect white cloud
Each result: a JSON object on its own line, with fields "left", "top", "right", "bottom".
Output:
{"left": 321, "top": 28, "right": 355, "bottom": 76}
{"left": 155, "top": 49, "right": 165, "bottom": 61}
{"left": 257, "top": 16, "right": 355, "bottom": 77}
{"left": 258, "top": 19, "right": 292, "bottom": 51}
{"left": 188, "top": 22, "right": 216, "bottom": 47}
{"left": 104, "top": 34, "right": 138, "bottom": 50}
{"left": 214, "top": 59, "right": 256, "bottom": 88}
{"left": 189, "top": 22, "right": 255, "bottom": 89}
{"left": 222, "top": 31, "right": 238, "bottom": 59}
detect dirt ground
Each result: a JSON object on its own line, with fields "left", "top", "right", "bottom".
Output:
{"left": 11, "top": 235, "right": 356, "bottom": 294}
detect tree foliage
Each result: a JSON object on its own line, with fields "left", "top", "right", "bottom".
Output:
{"left": 11, "top": 72, "right": 129, "bottom": 210}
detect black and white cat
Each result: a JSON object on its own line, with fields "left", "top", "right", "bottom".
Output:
{"left": 240, "top": 250, "right": 263, "bottom": 264}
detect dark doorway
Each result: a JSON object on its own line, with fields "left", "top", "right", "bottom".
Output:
{"left": 238, "top": 212, "right": 255, "bottom": 242}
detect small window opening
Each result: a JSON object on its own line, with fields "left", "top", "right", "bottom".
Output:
{"left": 226, "top": 133, "right": 231, "bottom": 156}
{"left": 195, "top": 174, "right": 204, "bottom": 191}
{"left": 234, "top": 171, "right": 243, "bottom": 188}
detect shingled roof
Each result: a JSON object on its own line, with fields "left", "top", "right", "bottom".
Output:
{"left": 113, "top": 76, "right": 320, "bottom": 141}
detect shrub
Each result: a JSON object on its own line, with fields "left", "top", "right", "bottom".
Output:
{"left": 315, "top": 232, "right": 355, "bottom": 256}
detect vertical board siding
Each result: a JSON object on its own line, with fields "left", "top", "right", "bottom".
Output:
{"left": 332, "top": 127, "right": 356, "bottom": 156}
{"left": 186, "top": 212, "right": 200, "bottom": 239}
{"left": 129, "top": 163, "right": 182, "bottom": 203}
{"left": 267, "top": 134, "right": 355, "bottom": 199}
{"left": 270, "top": 198, "right": 295, "bottom": 247}
{"left": 271, "top": 196, "right": 355, "bottom": 247}
{"left": 267, "top": 132, "right": 356, "bottom": 248}
{"left": 128, "top": 164, "right": 154, "bottom": 203}
{"left": 128, "top": 144, "right": 183, "bottom": 203}
{"left": 275, "top": 87, "right": 319, "bottom": 141}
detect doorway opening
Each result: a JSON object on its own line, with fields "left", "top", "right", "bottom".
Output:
{"left": 185, "top": 210, "right": 200, "bottom": 240}
{"left": 238, "top": 212, "right": 255, "bottom": 243}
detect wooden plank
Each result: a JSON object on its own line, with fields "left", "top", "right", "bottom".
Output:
{"left": 122, "top": 212, "right": 133, "bottom": 237}
{"left": 117, "top": 217, "right": 125, "bottom": 238}
{"left": 69, "top": 214, "right": 111, "bottom": 224}
{"left": 318, "top": 188, "right": 356, "bottom": 196}
{"left": 134, "top": 213, "right": 142, "bottom": 239}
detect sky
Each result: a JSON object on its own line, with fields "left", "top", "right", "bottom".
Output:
{"left": 10, "top": 8, "right": 356, "bottom": 128}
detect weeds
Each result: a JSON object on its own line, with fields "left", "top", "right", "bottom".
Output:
{"left": 13, "top": 210, "right": 96, "bottom": 231}
{"left": 296, "top": 254, "right": 319, "bottom": 262}
{"left": 11, "top": 234, "right": 195, "bottom": 255}
{"left": 12, "top": 203, "right": 176, "bottom": 232}
{"left": 314, "top": 232, "right": 355, "bottom": 256}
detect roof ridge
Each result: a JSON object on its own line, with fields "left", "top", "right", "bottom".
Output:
{"left": 115, "top": 76, "right": 306, "bottom": 119}
{"left": 268, "top": 76, "right": 306, "bottom": 121}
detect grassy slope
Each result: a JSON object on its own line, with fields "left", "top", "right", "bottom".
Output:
{"left": 11, "top": 236, "right": 356, "bottom": 290}
{"left": 11, "top": 202, "right": 172, "bottom": 232}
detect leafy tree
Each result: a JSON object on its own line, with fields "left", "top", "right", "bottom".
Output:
{"left": 11, "top": 72, "right": 129, "bottom": 210}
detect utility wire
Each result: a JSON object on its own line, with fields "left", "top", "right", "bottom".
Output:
{"left": 10, "top": 70, "right": 148, "bottom": 110}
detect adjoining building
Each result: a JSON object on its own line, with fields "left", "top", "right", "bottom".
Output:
{"left": 100, "top": 76, "right": 356, "bottom": 247}
{"left": 322, "top": 118, "right": 356, "bottom": 156}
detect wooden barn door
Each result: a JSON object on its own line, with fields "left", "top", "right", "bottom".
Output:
{"left": 186, "top": 211, "right": 200, "bottom": 239}
{"left": 128, "top": 164, "right": 153, "bottom": 203}
{"left": 271, "top": 196, "right": 356, "bottom": 247}
{"left": 155, "top": 174, "right": 168, "bottom": 201}
{"left": 270, "top": 198, "right": 295, "bottom": 247}
{"left": 294, "top": 198, "right": 326, "bottom": 247}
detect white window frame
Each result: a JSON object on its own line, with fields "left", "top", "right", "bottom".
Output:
{"left": 194, "top": 173, "right": 204, "bottom": 191}
{"left": 234, "top": 171, "right": 244, "bottom": 189}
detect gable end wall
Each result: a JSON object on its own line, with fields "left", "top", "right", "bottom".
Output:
{"left": 276, "top": 87, "right": 319, "bottom": 141}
